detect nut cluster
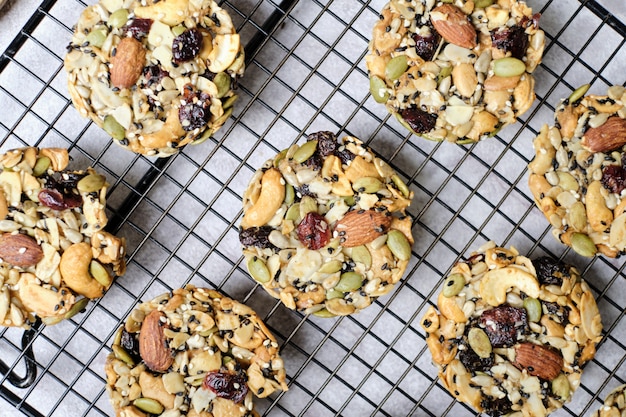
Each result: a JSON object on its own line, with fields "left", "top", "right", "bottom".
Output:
{"left": 0, "top": 147, "right": 126, "bottom": 328}
{"left": 422, "top": 242, "right": 602, "bottom": 417}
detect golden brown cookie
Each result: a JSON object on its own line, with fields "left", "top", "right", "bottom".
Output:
{"left": 105, "top": 285, "right": 288, "bottom": 417}
{"left": 422, "top": 242, "right": 602, "bottom": 416}
{"left": 239, "top": 132, "right": 414, "bottom": 317}
{"left": 64, "top": 0, "right": 244, "bottom": 156}
{"left": 528, "top": 85, "right": 626, "bottom": 258}
{"left": 0, "top": 147, "right": 126, "bottom": 328}
{"left": 366, "top": 0, "right": 544, "bottom": 143}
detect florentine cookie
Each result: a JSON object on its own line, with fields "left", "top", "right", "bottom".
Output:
{"left": 64, "top": 0, "right": 244, "bottom": 157}
{"left": 591, "top": 385, "right": 626, "bottom": 417}
{"left": 366, "top": 0, "right": 544, "bottom": 143}
{"left": 239, "top": 132, "right": 414, "bottom": 317}
{"left": 0, "top": 147, "right": 126, "bottom": 328}
{"left": 105, "top": 285, "right": 288, "bottom": 417}
{"left": 528, "top": 85, "right": 626, "bottom": 258}
{"left": 422, "top": 242, "right": 602, "bottom": 417}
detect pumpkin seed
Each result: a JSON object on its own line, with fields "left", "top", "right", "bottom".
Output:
{"left": 108, "top": 8, "right": 129, "bottom": 28}
{"left": 191, "top": 127, "right": 213, "bottom": 146}
{"left": 391, "top": 174, "right": 410, "bottom": 197}
{"left": 32, "top": 157, "right": 51, "bottom": 177}
{"left": 369, "top": 76, "right": 389, "bottom": 103}
{"left": 285, "top": 203, "right": 301, "bottom": 222}
{"left": 221, "top": 94, "right": 238, "bottom": 110}
{"left": 386, "top": 230, "right": 411, "bottom": 261}
{"left": 343, "top": 195, "right": 356, "bottom": 206}
{"left": 213, "top": 72, "right": 231, "bottom": 98}
{"left": 103, "top": 115, "right": 125, "bottom": 140}
{"left": 292, "top": 140, "right": 318, "bottom": 164}
{"left": 351, "top": 245, "right": 372, "bottom": 269}
{"left": 326, "top": 289, "right": 344, "bottom": 300}
{"left": 198, "top": 325, "right": 218, "bottom": 337}
{"left": 64, "top": 297, "right": 90, "bottom": 320}
{"left": 493, "top": 57, "right": 526, "bottom": 77}
{"left": 313, "top": 308, "right": 336, "bottom": 318}
{"left": 568, "top": 84, "right": 590, "bottom": 104}
{"left": 78, "top": 174, "right": 106, "bottom": 194}
{"left": 437, "top": 65, "right": 453, "bottom": 84}
{"left": 571, "top": 233, "right": 597, "bottom": 257}
{"left": 212, "top": 106, "right": 233, "bottom": 127}
{"left": 385, "top": 55, "right": 408, "bottom": 81}
{"left": 284, "top": 183, "right": 295, "bottom": 205}
{"left": 41, "top": 315, "right": 63, "bottom": 325}
{"left": 172, "top": 25, "right": 186, "bottom": 36}
{"left": 90, "top": 260, "right": 112, "bottom": 287}
{"left": 551, "top": 373, "right": 570, "bottom": 400}
{"left": 247, "top": 256, "right": 271, "bottom": 283}
{"left": 474, "top": 0, "right": 494, "bottom": 7}
{"left": 442, "top": 273, "right": 465, "bottom": 297}
{"left": 113, "top": 325, "right": 123, "bottom": 346}
{"left": 523, "top": 297, "right": 542, "bottom": 322}
{"left": 319, "top": 260, "right": 343, "bottom": 274}
{"left": 133, "top": 397, "right": 164, "bottom": 415}
{"left": 299, "top": 196, "right": 318, "bottom": 217}
{"left": 335, "top": 272, "right": 363, "bottom": 292}
{"left": 274, "top": 149, "right": 288, "bottom": 168}
{"left": 86, "top": 28, "right": 107, "bottom": 48}
{"left": 352, "top": 176, "right": 383, "bottom": 194}
{"left": 468, "top": 328, "right": 492, "bottom": 358}
{"left": 112, "top": 344, "right": 135, "bottom": 366}
{"left": 227, "top": 50, "right": 245, "bottom": 73}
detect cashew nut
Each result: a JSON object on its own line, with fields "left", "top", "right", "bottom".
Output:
{"left": 135, "top": 107, "right": 186, "bottom": 153}
{"left": 586, "top": 181, "right": 613, "bottom": 233}
{"left": 609, "top": 212, "right": 626, "bottom": 251}
{"left": 207, "top": 34, "right": 240, "bottom": 73}
{"left": 242, "top": 168, "right": 285, "bottom": 228}
{"left": 17, "top": 273, "right": 75, "bottom": 318}
{"left": 580, "top": 289, "right": 602, "bottom": 341}
{"left": 479, "top": 266, "right": 540, "bottom": 306}
{"left": 437, "top": 291, "right": 467, "bottom": 323}
{"left": 59, "top": 242, "right": 105, "bottom": 299}
{"left": 321, "top": 155, "right": 353, "bottom": 196}
{"left": 134, "top": 0, "right": 189, "bottom": 25}
{"left": 345, "top": 156, "right": 381, "bottom": 183}
{"left": 139, "top": 371, "right": 175, "bottom": 409}
{"left": 513, "top": 75, "right": 535, "bottom": 117}
{"left": 528, "top": 125, "right": 556, "bottom": 176}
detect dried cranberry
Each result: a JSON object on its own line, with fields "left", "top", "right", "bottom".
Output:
{"left": 203, "top": 370, "right": 248, "bottom": 404}
{"left": 309, "top": 131, "right": 337, "bottom": 157}
{"left": 399, "top": 107, "right": 437, "bottom": 134}
{"left": 239, "top": 226, "right": 275, "bottom": 249}
{"left": 125, "top": 18, "right": 153, "bottom": 40}
{"left": 38, "top": 189, "right": 82, "bottom": 211}
{"left": 532, "top": 256, "right": 569, "bottom": 286}
{"left": 491, "top": 25, "right": 529, "bottom": 60}
{"left": 480, "top": 396, "right": 513, "bottom": 417}
{"left": 142, "top": 65, "right": 169, "bottom": 87}
{"left": 412, "top": 30, "right": 441, "bottom": 61}
{"left": 459, "top": 343, "right": 493, "bottom": 372}
{"left": 120, "top": 328, "right": 141, "bottom": 363}
{"left": 601, "top": 165, "right": 626, "bottom": 194}
{"left": 297, "top": 212, "right": 331, "bottom": 250}
{"left": 480, "top": 306, "right": 528, "bottom": 348}
{"left": 178, "top": 84, "right": 212, "bottom": 131}
{"left": 172, "top": 28, "right": 203, "bottom": 64}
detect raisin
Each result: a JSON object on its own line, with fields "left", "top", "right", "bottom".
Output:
{"left": 172, "top": 28, "right": 203, "bottom": 63}
{"left": 399, "top": 107, "right": 437, "bottom": 134}
{"left": 203, "top": 370, "right": 248, "bottom": 404}
{"left": 481, "top": 396, "right": 513, "bottom": 417}
{"left": 178, "top": 84, "right": 212, "bottom": 131}
{"left": 125, "top": 18, "right": 153, "bottom": 40}
{"left": 412, "top": 30, "right": 441, "bottom": 61}
{"left": 542, "top": 301, "right": 570, "bottom": 324}
{"left": 239, "top": 227, "right": 275, "bottom": 249}
{"left": 38, "top": 188, "right": 82, "bottom": 211}
{"left": 309, "top": 131, "right": 337, "bottom": 157}
{"left": 459, "top": 343, "right": 493, "bottom": 373}
{"left": 335, "top": 148, "right": 355, "bottom": 164}
{"left": 491, "top": 25, "right": 529, "bottom": 60}
{"left": 296, "top": 184, "right": 317, "bottom": 199}
{"left": 601, "top": 165, "right": 626, "bottom": 194}
{"left": 621, "top": 152, "right": 626, "bottom": 167}
{"left": 480, "top": 306, "right": 528, "bottom": 348}
{"left": 304, "top": 153, "right": 323, "bottom": 171}
{"left": 297, "top": 212, "right": 331, "bottom": 250}
{"left": 141, "top": 65, "right": 169, "bottom": 87}
{"left": 532, "top": 256, "right": 569, "bottom": 286}
{"left": 120, "top": 328, "right": 141, "bottom": 363}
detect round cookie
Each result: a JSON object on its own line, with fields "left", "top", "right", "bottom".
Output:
{"left": 365, "top": 0, "right": 544, "bottom": 143}
{"left": 591, "top": 385, "right": 626, "bottom": 417}
{"left": 64, "top": 0, "right": 244, "bottom": 157}
{"left": 239, "top": 132, "right": 414, "bottom": 317}
{"left": 421, "top": 242, "right": 602, "bottom": 417}
{"left": 0, "top": 147, "right": 126, "bottom": 328}
{"left": 105, "top": 285, "right": 288, "bottom": 417}
{"left": 528, "top": 85, "right": 626, "bottom": 258}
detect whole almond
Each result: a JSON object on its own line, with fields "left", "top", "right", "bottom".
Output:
{"left": 581, "top": 116, "right": 626, "bottom": 153}
{"left": 139, "top": 310, "right": 173, "bottom": 372}
{"left": 0, "top": 233, "right": 43, "bottom": 268}
{"left": 430, "top": 4, "right": 477, "bottom": 50}
{"left": 513, "top": 342, "right": 563, "bottom": 380}
{"left": 110, "top": 37, "right": 146, "bottom": 89}
{"left": 334, "top": 209, "right": 392, "bottom": 247}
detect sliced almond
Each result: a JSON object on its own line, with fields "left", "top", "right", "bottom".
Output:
{"left": 139, "top": 310, "right": 173, "bottom": 372}
{"left": 110, "top": 37, "right": 146, "bottom": 89}
{"left": 0, "top": 233, "right": 44, "bottom": 268}
{"left": 581, "top": 116, "right": 626, "bottom": 153}
{"left": 335, "top": 209, "right": 392, "bottom": 247}
{"left": 513, "top": 342, "right": 563, "bottom": 381}
{"left": 430, "top": 4, "right": 477, "bottom": 49}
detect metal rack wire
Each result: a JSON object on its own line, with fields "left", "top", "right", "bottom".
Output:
{"left": 0, "top": 0, "right": 625, "bottom": 416}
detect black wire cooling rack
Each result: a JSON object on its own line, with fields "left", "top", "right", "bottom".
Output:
{"left": 1, "top": 0, "right": 626, "bottom": 416}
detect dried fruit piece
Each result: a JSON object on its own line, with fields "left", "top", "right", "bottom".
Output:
{"left": 532, "top": 256, "right": 568, "bottom": 286}
{"left": 581, "top": 116, "right": 626, "bottom": 153}
{"left": 480, "top": 305, "right": 528, "bottom": 348}
{"left": 239, "top": 226, "right": 274, "bottom": 249}
{"left": 513, "top": 342, "right": 563, "bottom": 380}
{"left": 399, "top": 107, "right": 437, "bottom": 134}
{"left": 139, "top": 310, "right": 173, "bottom": 372}
{"left": 297, "top": 212, "right": 331, "bottom": 250}
{"left": 459, "top": 345, "right": 493, "bottom": 373}
{"left": 38, "top": 188, "right": 83, "bottom": 211}
{"left": 430, "top": 4, "right": 477, "bottom": 49}
{"left": 172, "top": 28, "right": 203, "bottom": 63}
{"left": 335, "top": 209, "right": 392, "bottom": 247}
{"left": 120, "top": 328, "right": 141, "bottom": 363}
{"left": 110, "top": 37, "right": 146, "bottom": 89}
{"left": 310, "top": 131, "right": 337, "bottom": 157}
{"left": 125, "top": 18, "right": 153, "bottom": 40}
{"left": 0, "top": 233, "right": 44, "bottom": 267}
{"left": 491, "top": 25, "right": 529, "bottom": 60}
{"left": 203, "top": 370, "right": 249, "bottom": 404}
{"left": 412, "top": 30, "right": 441, "bottom": 61}
{"left": 602, "top": 165, "right": 626, "bottom": 194}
